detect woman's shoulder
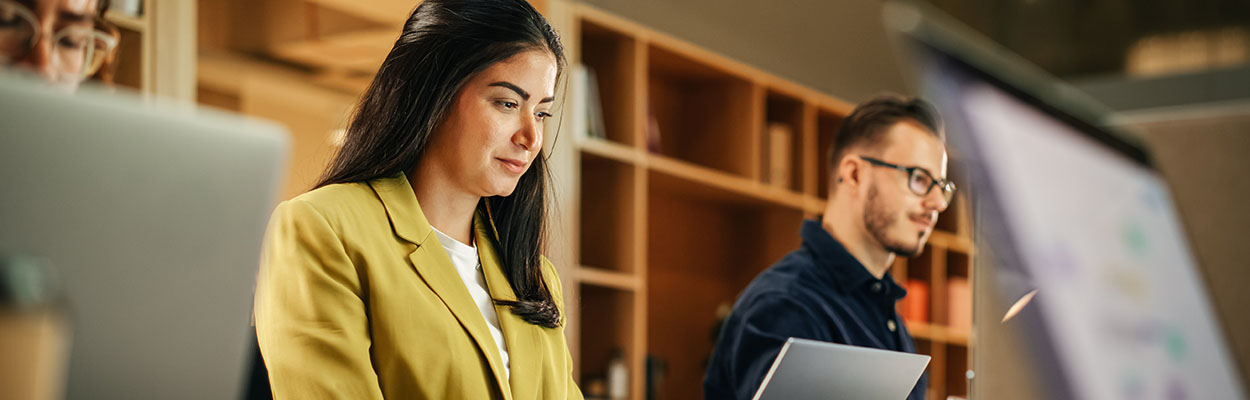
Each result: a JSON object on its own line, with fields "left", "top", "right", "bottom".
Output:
{"left": 277, "top": 181, "right": 383, "bottom": 223}
{"left": 290, "top": 181, "right": 376, "bottom": 206}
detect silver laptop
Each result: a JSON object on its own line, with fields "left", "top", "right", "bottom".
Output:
{"left": 753, "top": 338, "right": 931, "bottom": 400}
{"left": 0, "top": 74, "right": 289, "bottom": 399}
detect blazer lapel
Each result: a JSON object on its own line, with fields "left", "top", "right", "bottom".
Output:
{"left": 368, "top": 174, "right": 514, "bottom": 399}
{"left": 476, "top": 213, "right": 544, "bottom": 400}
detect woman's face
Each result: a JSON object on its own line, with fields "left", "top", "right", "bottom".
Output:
{"left": 424, "top": 49, "right": 558, "bottom": 198}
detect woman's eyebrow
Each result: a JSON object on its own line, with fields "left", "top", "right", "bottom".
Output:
{"left": 489, "top": 82, "right": 529, "bottom": 100}
{"left": 489, "top": 81, "right": 555, "bottom": 103}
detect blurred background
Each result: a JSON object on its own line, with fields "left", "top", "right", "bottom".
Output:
{"left": 94, "top": 0, "right": 1247, "bottom": 399}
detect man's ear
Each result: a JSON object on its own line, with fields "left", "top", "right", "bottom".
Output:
{"left": 838, "top": 156, "right": 863, "bottom": 189}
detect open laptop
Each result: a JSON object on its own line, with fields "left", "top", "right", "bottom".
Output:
{"left": 0, "top": 74, "right": 289, "bottom": 399}
{"left": 884, "top": 2, "right": 1248, "bottom": 399}
{"left": 752, "top": 338, "right": 931, "bottom": 400}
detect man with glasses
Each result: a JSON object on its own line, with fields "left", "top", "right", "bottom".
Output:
{"left": 704, "top": 94, "right": 952, "bottom": 400}
{"left": 1, "top": 0, "right": 115, "bottom": 91}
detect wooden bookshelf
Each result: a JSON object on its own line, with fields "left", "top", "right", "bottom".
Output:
{"left": 549, "top": 3, "right": 976, "bottom": 400}
{"left": 104, "top": 1, "right": 195, "bottom": 100}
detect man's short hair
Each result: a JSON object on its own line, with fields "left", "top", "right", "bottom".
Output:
{"left": 827, "top": 93, "right": 943, "bottom": 186}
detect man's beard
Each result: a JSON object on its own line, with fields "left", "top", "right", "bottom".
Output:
{"left": 863, "top": 184, "right": 924, "bottom": 257}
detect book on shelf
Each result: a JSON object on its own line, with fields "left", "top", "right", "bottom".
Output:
{"left": 572, "top": 64, "right": 607, "bottom": 140}
{"left": 947, "top": 277, "right": 971, "bottom": 332}
{"left": 645, "top": 106, "right": 662, "bottom": 154}
{"left": 762, "top": 122, "right": 793, "bottom": 187}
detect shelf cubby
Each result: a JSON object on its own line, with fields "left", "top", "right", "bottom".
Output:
{"left": 579, "top": 153, "right": 639, "bottom": 273}
{"left": 645, "top": 189, "right": 804, "bottom": 400}
{"left": 578, "top": 284, "right": 639, "bottom": 392}
{"left": 114, "top": 28, "right": 144, "bottom": 90}
{"left": 762, "top": 89, "right": 808, "bottom": 193}
{"left": 946, "top": 343, "right": 971, "bottom": 399}
{"left": 578, "top": 17, "right": 642, "bottom": 146}
{"left": 646, "top": 43, "right": 760, "bottom": 179}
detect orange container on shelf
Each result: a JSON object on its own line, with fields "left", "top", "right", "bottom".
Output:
{"left": 947, "top": 277, "right": 972, "bottom": 332}
{"left": 898, "top": 279, "right": 929, "bottom": 323}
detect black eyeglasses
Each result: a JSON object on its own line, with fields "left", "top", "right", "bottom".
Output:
{"left": 858, "top": 155, "right": 956, "bottom": 205}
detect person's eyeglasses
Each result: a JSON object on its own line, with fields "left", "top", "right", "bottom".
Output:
{"left": 858, "top": 155, "right": 956, "bottom": 205}
{"left": 0, "top": 0, "right": 116, "bottom": 83}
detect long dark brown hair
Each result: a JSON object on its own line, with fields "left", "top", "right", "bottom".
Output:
{"left": 315, "top": 0, "right": 565, "bottom": 328}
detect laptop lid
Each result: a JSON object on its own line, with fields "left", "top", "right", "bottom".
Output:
{"left": 0, "top": 74, "right": 289, "bottom": 399}
{"left": 753, "top": 338, "right": 931, "bottom": 400}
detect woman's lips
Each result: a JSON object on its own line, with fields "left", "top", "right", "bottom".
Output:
{"left": 497, "top": 158, "right": 527, "bottom": 174}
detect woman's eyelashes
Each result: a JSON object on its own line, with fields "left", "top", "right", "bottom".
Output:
{"left": 495, "top": 99, "right": 520, "bottom": 111}
{"left": 495, "top": 98, "right": 553, "bottom": 122}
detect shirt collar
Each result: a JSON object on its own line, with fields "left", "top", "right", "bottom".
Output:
{"left": 800, "top": 219, "right": 907, "bottom": 300}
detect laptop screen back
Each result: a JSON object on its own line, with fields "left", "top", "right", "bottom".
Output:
{"left": 895, "top": 13, "right": 1247, "bottom": 399}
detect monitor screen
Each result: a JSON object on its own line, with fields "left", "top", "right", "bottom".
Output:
{"left": 911, "top": 39, "right": 1246, "bottom": 400}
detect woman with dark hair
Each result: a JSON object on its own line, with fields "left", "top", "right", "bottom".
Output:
{"left": 253, "top": 0, "right": 581, "bottom": 398}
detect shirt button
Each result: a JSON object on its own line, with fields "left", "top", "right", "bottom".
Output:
{"left": 887, "top": 319, "right": 897, "bottom": 332}
{"left": 870, "top": 282, "right": 883, "bottom": 293}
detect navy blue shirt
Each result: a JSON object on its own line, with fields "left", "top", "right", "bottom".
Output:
{"left": 703, "top": 220, "right": 927, "bottom": 400}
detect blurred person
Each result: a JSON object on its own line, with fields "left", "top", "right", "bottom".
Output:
{"left": 252, "top": 0, "right": 582, "bottom": 398}
{"left": 0, "top": 0, "right": 117, "bottom": 91}
{"left": 703, "top": 94, "right": 953, "bottom": 400}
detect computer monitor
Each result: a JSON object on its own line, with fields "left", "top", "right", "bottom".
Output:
{"left": 885, "top": 3, "right": 1247, "bottom": 399}
{"left": 0, "top": 74, "right": 289, "bottom": 399}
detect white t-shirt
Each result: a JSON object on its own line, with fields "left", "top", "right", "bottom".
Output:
{"left": 431, "top": 227, "right": 510, "bottom": 379}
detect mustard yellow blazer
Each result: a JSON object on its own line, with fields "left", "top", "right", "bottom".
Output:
{"left": 254, "top": 173, "right": 582, "bottom": 399}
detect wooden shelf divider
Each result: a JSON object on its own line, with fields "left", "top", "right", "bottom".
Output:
{"left": 578, "top": 138, "right": 815, "bottom": 212}
{"left": 578, "top": 138, "right": 643, "bottom": 165}
{"left": 106, "top": 10, "right": 148, "bottom": 32}
{"left": 578, "top": 266, "right": 641, "bottom": 291}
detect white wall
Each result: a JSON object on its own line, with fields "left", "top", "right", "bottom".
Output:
{"left": 576, "top": 0, "right": 910, "bottom": 102}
